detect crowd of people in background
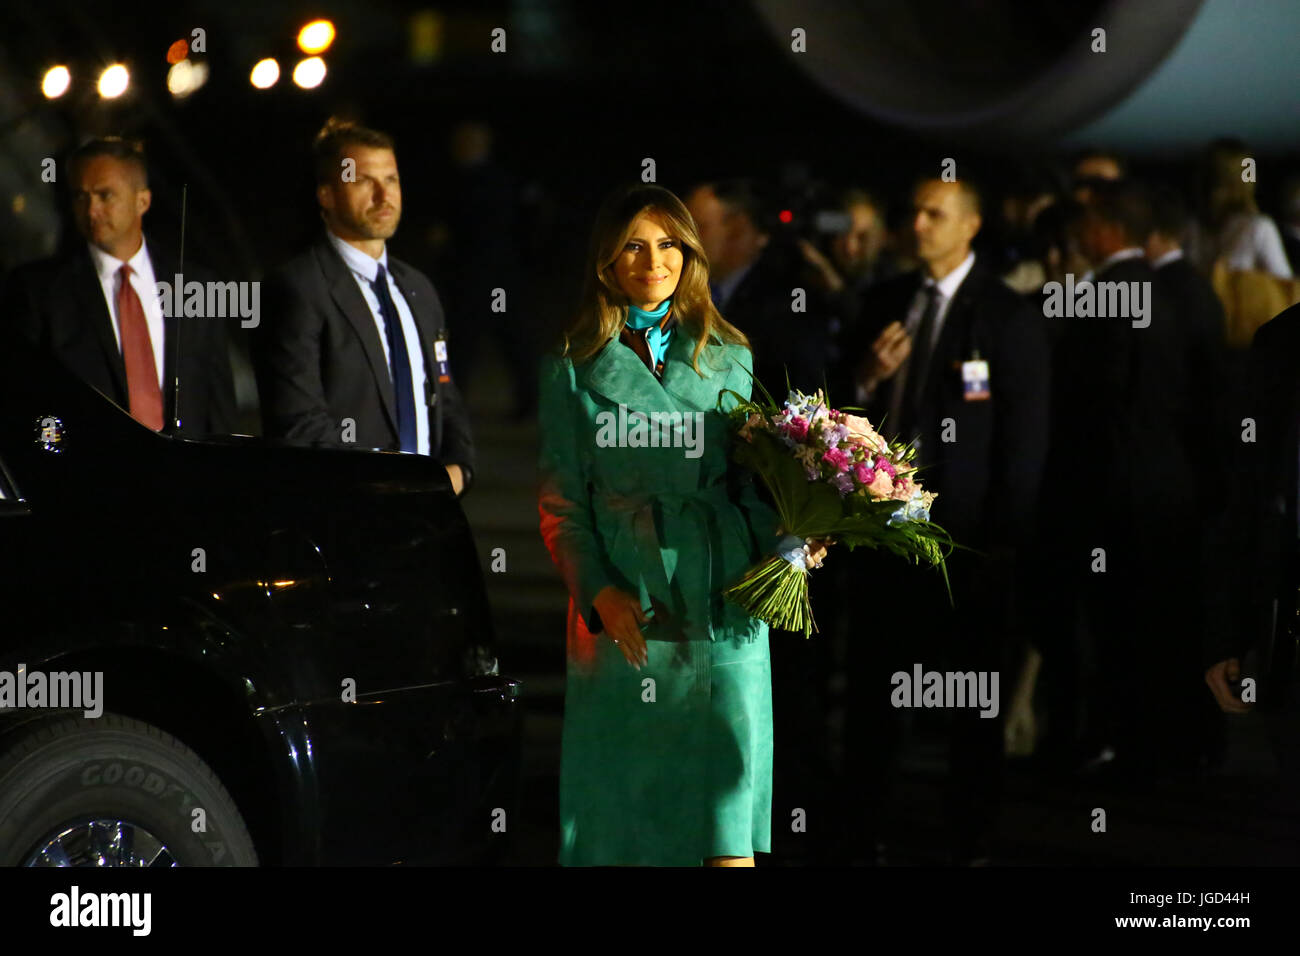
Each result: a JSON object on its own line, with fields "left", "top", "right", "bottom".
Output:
{"left": 6, "top": 122, "right": 1298, "bottom": 865}
{"left": 589, "top": 138, "right": 1299, "bottom": 865}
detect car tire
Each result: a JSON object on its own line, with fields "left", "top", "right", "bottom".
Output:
{"left": 0, "top": 712, "right": 258, "bottom": 866}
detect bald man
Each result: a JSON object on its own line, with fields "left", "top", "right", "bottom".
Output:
{"left": 835, "top": 176, "right": 1050, "bottom": 865}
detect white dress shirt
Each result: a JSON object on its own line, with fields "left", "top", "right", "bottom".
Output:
{"left": 1150, "top": 248, "right": 1185, "bottom": 270}
{"left": 88, "top": 240, "right": 165, "bottom": 389}
{"left": 327, "top": 231, "right": 431, "bottom": 456}
{"left": 1079, "top": 245, "right": 1147, "bottom": 284}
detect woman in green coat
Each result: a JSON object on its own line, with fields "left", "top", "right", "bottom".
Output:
{"left": 538, "top": 184, "right": 825, "bottom": 866}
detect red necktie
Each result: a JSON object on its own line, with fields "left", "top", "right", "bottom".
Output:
{"left": 116, "top": 264, "right": 163, "bottom": 431}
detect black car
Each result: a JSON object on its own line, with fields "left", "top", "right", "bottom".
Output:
{"left": 0, "top": 338, "right": 521, "bottom": 866}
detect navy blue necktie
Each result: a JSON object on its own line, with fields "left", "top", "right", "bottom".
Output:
{"left": 371, "top": 264, "right": 419, "bottom": 453}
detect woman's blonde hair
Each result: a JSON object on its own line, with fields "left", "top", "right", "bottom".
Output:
{"left": 1205, "top": 140, "right": 1259, "bottom": 223}
{"left": 562, "top": 183, "right": 749, "bottom": 374}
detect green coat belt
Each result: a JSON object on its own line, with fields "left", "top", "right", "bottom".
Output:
{"left": 538, "top": 331, "right": 778, "bottom": 646}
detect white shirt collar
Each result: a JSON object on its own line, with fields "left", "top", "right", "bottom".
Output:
{"left": 327, "top": 229, "right": 389, "bottom": 283}
{"left": 88, "top": 238, "right": 154, "bottom": 286}
{"left": 1151, "top": 248, "right": 1184, "bottom": 269}
{"left": 926, "top": 250, "right": 976, "bottom": 299}
{"left": 1098, "top": 246, "right": 1146, "bottom": 273}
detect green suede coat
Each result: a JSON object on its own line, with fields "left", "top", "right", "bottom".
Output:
{"left": 538, "top": 330, "right": 780, "bottom": 866}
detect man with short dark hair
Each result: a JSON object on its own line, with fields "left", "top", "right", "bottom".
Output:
{"left": 1071, "top": 149, "right": 1125, "bottom": 205}
{"left": 256, "top": 118, "right": 475, "bottom": 493}
{"left": 836, "top": 175, "right": 1050, "bottom": 865}
{"left": 685, "top": 179, "right": 830, "bottom": 391}
{"left": 1146, "top": 182, "right": 1227, "bottom": 435}
{"left": 0, "top": 136, "right": 236, "bottom": 436}
{"left": 1041, "top": 177, "right": 1210, "bottom": 775}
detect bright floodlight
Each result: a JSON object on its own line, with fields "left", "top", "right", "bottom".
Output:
{"left": 167, "top": 59, "right": 208, "bottom": 97}
{"left": 250, "top": 58, "right": 280, "bottom": 89}
{"left": 292, "top": 56, "right": 326, "bottom": 89}
{"left": 298, "top": 20, "right": 335, "bottom": 54}
{"left": 98, "top": 64, "right": 130, "bottom": 98}
{"left": 42, "top": 66, "right": 71, "bottom": 99}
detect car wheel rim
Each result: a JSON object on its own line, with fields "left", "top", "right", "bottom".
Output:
{"left": 23, "top": 819, "right": 179, "bottom": 867}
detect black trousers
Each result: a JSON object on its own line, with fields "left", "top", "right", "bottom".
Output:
{"left": 1034, "top": 514, "right": 1221, "bottom": 772}
{"left": 840, "top": 548, "right": 1016, "bottom": 858}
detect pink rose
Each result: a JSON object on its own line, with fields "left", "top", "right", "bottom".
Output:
{"left": 821, "top": 447, "right": 852, "bottom": 473}
{"left": 786, "top": 415, "right": 810, "bottom": 441}
{"left": 839, "top": 413, "right": 888, "bottom": 453}
{"left": 854, "top": 461, "right": 874, "bottom": 485}
{"left": 867, "top": 470, "right": 896, "bottom": 498}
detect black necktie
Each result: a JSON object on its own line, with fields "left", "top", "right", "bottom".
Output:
{"left": 370, "top": 264, "right": 419, "bottom": 453}
{"left": 901, "top": 282, "right": 941, "bottom": 434}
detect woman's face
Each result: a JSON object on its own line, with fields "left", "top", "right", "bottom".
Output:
{"left": 610, "top": 214, "right": 684, "bottom": 310}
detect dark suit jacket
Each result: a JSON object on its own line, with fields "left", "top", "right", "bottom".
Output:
{"left": 1204, "top": 305, "right": 1300, "bottom": 684}
{"left": 1155, "top": 255, "right": 1228, "bottom": 510}
{"left": 1043, "top": 257, "right": 1202, "bottom": 557}
{"left": 721, "top": 247, "right": 832, "bottom": 397}
{"left": 255, "top": 234, "right": 475, "bottom": 475}
{"left": 1154, "top": 256, "right": 1225, "bottom": 368}
{"left": 0, "top": 238, "right": 237, "bottom": 436}
{"left": 837, "top": 262, "right": 1050, "bottom": 554}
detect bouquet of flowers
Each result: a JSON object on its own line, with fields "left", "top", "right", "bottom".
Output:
{"left": 721, "top": 386, "right": 954, "bottom": 637}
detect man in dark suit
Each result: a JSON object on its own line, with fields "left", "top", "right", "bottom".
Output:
{"left": 685, "top": 180, "right": 831, "bottom": 393}
{"left": 836, "top": 176, "right": 1050, "bottom": 864}
{"left": 256, "top": 119, "right": 475, "bottom": 493}
{"left": 0, "top": 137, "right": 236, "bottom": 436}
{"left": 1204, "top": 304, "right": 1300, "bottom": 798}
{"left": 1144, "top": 184, "right": 1233, "bottom": 769}
{"left": 1039, "top": 178, "right": 1207, "bottom": 775}
{"left": 1147, "top": 183, "right": 1227, "bottom": 415}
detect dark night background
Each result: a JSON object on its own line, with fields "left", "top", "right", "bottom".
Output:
{"left": 9, "top": 1, "right": 1294, "bottom": 321}
{"left": 3, "top": 0, "right": 1298, "bottom": 866}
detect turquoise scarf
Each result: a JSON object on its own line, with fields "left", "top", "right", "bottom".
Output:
{"left": 625, "top": 298, "right": 674, "bottom": 370}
